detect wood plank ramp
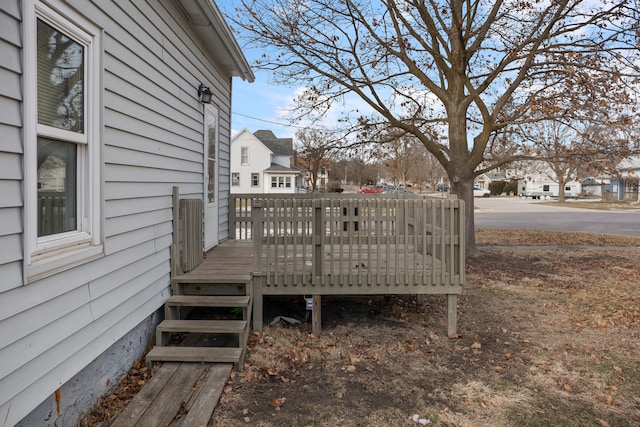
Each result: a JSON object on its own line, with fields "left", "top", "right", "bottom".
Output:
{"left": 110, "top": 362, "right": 231, "bottom": 427}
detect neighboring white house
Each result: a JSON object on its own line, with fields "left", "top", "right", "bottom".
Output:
{"left": 475, "top": 172, "right": 507, "bottom": 190}
{"left": 0, "top": 1, "right": 253, "bottom": 425}
{"left": 230, "top": 129, "right": 301, "bottom": 194}
{"left": 613, "top": 155, "right": 640, "bottom": 201}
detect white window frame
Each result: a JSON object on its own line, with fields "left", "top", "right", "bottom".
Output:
{"left": 205, "top": 105, "right": 219, "bottom": 205}
{"left": 231, "top": 172, "right": 240, "bottom": 186}
{"left": 240, "top": 146, "right": 249, "bottom": 165}
{"left": 251, "top": 173, "right": 259, "bottom": 187}
{"left": 270, "top": 176, "right": 292, "bottom": 189}
{"left": 23, "top": 0, "right": 103, "bottom": 282}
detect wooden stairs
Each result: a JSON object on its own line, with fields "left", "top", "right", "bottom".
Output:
{"left": 146, "top": 268, "right": 253, "bottom": 367}
{"left": 146, "top": 190, "right": 254, "bottom": 367}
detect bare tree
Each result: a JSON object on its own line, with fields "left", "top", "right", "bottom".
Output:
{"left": 228, "top": 0, "right": 639, "bottom": 253}
{"left": 294, "top": 128, "right": 337, "bottom": 191}
{"left": 377, "top": 134, "right": 420, "bottom": 186}
{"left": 525, "top": 122, "right": 583, "bottom": 202}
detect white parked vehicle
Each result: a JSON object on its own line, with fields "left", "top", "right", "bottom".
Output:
{"left": 473, "top": 186, "right": 491, "bottom": 197}
{"left": 518, "top": 179, "right": 581, "bottom": 199}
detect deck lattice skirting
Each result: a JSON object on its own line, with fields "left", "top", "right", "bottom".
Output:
{"left": 231, "top": 193, "right": 465, "bottom": 336}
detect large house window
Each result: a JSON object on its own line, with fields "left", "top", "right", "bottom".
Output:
{"left": 240, "top": 147, "right": 249, "bottom": 165}
{"left": 25, "top": 2, "right": 102, "bottom": 278}
{"left": 251, "top": 173, "right": 259, "bottom": 187}
{"left": 271, "top": 176, "right": 292, "bottom": 188}
{"left": 37, "top": 17, "right": 84, "bottom": 237}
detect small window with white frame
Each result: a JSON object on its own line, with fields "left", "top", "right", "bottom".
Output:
{"left": 251, "top": 173, "right": 259, "bottom": 187}
{"left": 240, "top": 146, "right": 249, "bottom": 165}
{"left": 232, "top": 172, "right": 240, "bottom": 186}
{"left": 24, "top": 1, "right": 103, "bottom": 280}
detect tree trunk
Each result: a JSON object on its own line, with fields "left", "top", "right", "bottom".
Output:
{"left": 557, "top": 177, "right": 566, "bottom": 202}
{"left": 450, "top": 176, "right": 476, "bottom": 256}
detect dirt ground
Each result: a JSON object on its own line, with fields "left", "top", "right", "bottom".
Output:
{"left": 84, "top": 229, "right": 640, "bottom": 427}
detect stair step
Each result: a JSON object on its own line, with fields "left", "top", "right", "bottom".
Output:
{"left": 166, "top": 295, "right": 250, "bottom": 308}
{"left": 157, "top": 319, "right": 247, "bottom": 334}
{"left": 146, "top": 346, "right": 242, "bottom": 364}
{"left": 172, "top": 274, "right": 251, "bottom": 284}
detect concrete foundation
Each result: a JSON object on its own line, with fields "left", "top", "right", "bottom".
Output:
{"left": 16, "top": 310, "right": 162, "bottom": 427}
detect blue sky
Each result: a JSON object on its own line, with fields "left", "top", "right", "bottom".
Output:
{"left": 222, "top": 2, "right": 300, "bottom": 139}
{"left": 230, "top": 68, "right": 298, "bottom": 139}
{"left": 221, "top": 1, "right": 375, "bottom": 141}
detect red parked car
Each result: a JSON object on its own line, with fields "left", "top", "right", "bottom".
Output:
{"left": 357, "top": 185, "right": 384, "bottom": 194}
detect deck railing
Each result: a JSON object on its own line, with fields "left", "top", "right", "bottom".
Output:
{"left": 230, "top": 194, "right": 464, "bottom": 294}
{"left": 171, "top": 187, "right": 204, "bottom": 276}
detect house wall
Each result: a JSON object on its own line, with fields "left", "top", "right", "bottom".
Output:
{"left": 0, "top": 1, "right": 235, "bottom": 425}
{"left": 0, "top": 1, "right": 24, "bottom": 294}
{"left": 272, "top": 153, "right": 291, "bottom": 168}
{"left": 230, "top": 130, "right": 272, "bottom": 194}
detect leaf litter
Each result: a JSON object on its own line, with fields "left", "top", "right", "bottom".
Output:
{"left": 81, "top": 230, "right": 640, "bottom": 426}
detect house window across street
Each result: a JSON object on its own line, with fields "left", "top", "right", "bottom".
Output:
{"left": 271, "top": 176, "right": 292, "bottom": 188}
{"left": 25, "top": 1, "right": 103, "bottom": 279}
{"left": 251, "top": 173, "right": 259, "bottom": 187}
{"left": 232, "top": 172, "right": 240, "bottom": 186}
{"left": 241, "top": 147, "right": 249, "bottom": 165}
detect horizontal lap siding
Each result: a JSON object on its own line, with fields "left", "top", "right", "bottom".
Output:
{"left": 0, "top": 0, "right": 234, "bottom": 424}
{"left": 0, "top": 2, "right": 23, "bottom": 295}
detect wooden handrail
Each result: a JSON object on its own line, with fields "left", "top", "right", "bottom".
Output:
{"left": 244, "top": 194, "right": 464, "bottom": 290}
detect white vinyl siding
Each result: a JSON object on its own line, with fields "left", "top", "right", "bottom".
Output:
{"left": 0, "top": 1, "right": 24, "bottom": 293}
{"left": 0, "top": 0, "right": 237, "bottom": 424}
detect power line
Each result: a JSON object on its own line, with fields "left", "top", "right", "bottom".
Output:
{"left": 232, "top": 111, "right": 348, "bottom": 134}
{"left": 232, "top": 111, "right": 309, "bottom": 129}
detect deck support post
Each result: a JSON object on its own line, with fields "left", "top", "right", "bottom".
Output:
{"left": 252, "top": 200, "right": 264, "bottom": 332}
{"left": 312, "top": 295, "right": 321, "bottom": 335}
{"left": 252, "top": 278, "right": 263, "bottom": 332}
{"left": 446, "top": 294, "right": 458, "bottom": 337}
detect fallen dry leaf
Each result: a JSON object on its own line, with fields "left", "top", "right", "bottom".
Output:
{"left": 271, "top": 397, "right": 287, "bottom": 408}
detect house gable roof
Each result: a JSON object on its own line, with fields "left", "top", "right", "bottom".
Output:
{"left": 253, "top": 130, "right": 293, "bottom": 157}
{"left": 264, "top": 163, "right": 299, "bottom": 174}
{"left": 479, "top": 172, "right": 507, "bottom": 181}
{"left": 617, "top": 155, "right": 640, "bottom": 175}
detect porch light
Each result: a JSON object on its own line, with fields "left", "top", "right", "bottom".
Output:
{"left": 197, "top": 83, "right": 212, "bottom": 103}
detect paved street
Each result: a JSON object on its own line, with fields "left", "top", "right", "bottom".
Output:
{"left": 474, "top": 197, "right": 640, "bottom": 237}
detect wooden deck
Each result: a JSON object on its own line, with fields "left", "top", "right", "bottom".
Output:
{"left": 180, "top": 240, "right": 254, "bottom": 284}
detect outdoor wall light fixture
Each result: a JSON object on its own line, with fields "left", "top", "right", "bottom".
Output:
{"left": 198, "top": 83, "right": 212, "bottom": 103}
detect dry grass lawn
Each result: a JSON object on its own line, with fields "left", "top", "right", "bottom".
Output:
{"left": 209, "top": 230, "right": 640, "bottom": 427}
{"left": 82, "top": 230, "right": 640, "bottom": 427}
